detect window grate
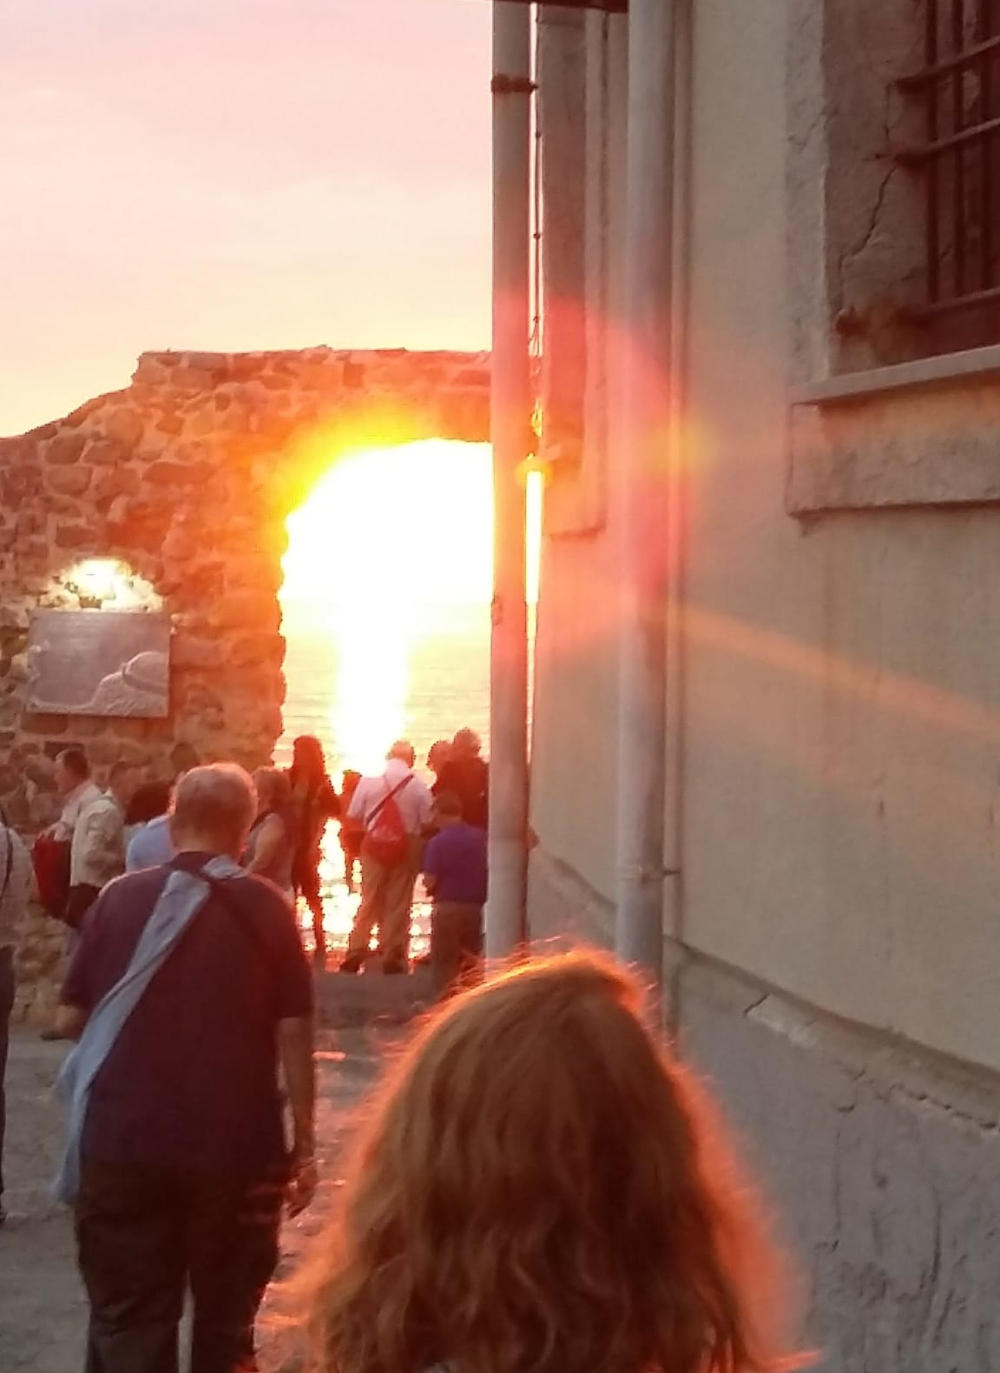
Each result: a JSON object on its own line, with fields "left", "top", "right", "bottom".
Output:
{"left": 898, "top": 0, "right": 1000, "bottom": 323}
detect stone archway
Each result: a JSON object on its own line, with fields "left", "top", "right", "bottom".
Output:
{"left": 0, "top": 347, "right": 489, "bottom": 828}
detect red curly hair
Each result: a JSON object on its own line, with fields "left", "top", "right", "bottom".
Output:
{"left": 304, "top": 951, "right": 795, "bottom": 1373}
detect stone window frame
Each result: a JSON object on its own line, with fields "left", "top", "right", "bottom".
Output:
{"left": 787, "top": 0, "right": 1000, "bottom": 514}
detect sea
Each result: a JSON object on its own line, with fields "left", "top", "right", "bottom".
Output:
{"left": 274, "top": 604, "right": 491, "bottom": 959}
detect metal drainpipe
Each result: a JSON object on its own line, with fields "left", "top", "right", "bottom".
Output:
{"left": 614, "top": 0, "right": 679, "bottom": 994}
{"left": 486, "top": 2, "right": 533, "bottom": 960}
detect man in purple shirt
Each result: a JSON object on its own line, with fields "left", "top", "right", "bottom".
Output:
{"left": 421, "top": 790, "right": 488, "bottom": 997}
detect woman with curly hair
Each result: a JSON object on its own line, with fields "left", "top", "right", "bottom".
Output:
{"left": 302, "top": 951, "right": 799, "bottom": 1373}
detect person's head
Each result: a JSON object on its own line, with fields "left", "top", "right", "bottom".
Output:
{"left": 451, "top": 727, "right": 482, "bottom": 759}
{"left": 341, "top": 769, "right": 362, "bottom": 801}
{"left": 386, "top": 740, "right": 415, "bottom": 769}
{"left": 433, "top": 790, "right": 463, "bottom": 828}
{"left": 304, "top": 952, "right": 787, "bottom": 1373}
{"left": 253, "top": 766, "right": 290, "bottom": 817}
{"left": 292, "top": 735, "right": 327, "bottom": 786}
{"left": 169, "top": 741, "right": 200, "bottom": 781}
{"left": 427, "top": 739, "right": 452, "bottom": 777}
{"left": 169, "top": 763, "right": 256, "bottom": 859}
{"left": 54, "top": 748, "right": 90, "bottom": 797}
{"left": 107, "top": 760, "right": 139, "bottom": 808}
{"left": 124, "top": 780, "right": 171, "bottom": 827}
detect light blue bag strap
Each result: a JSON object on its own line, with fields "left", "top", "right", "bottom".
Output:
{"left": 54, "top": 856, "right": 245, "bottom": 1203}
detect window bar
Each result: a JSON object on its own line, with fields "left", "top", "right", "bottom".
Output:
{"left": 952, "top": 0, "right": 967, "bottom": 300}
{"left": 928, "top": 0, "right": 941, "bottom": 303}
{"left": 979, "top": 0, "right": 994, "bottom": 291}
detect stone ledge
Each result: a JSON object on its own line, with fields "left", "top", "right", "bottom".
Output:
{"left": 788, "top": 347, "right": 1000, "bottom": 514}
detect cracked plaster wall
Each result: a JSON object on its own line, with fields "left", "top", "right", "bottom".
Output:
{"left": 527, "top": 852, "right": 1000, "bottom": 1373}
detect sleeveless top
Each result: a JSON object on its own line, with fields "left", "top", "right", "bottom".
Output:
{"left": 244, "top": 810, "right": 295, "bottom": 894}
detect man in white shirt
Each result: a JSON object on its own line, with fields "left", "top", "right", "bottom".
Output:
{"left": 0, "top": 813, "right": 34, "bottom": 1224}
{"left": 341, "top": 741, "right": 433, "bottom": 975}
{"left": 67, "top": 760, "right": 138, "bottom": 927}
{"left": 52, "top": 749, "right": 103, "bottom": 844}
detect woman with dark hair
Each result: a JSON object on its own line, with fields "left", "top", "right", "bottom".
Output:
{"left": 302, "top": 950, "right": 799, "bottom": 1373}
{"left": 287, "top": 736, "right": 339, "bottom": 956}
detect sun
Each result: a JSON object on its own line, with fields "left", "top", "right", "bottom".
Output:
{"left": 282, "top": 439, "right": 496, "bottom": 621}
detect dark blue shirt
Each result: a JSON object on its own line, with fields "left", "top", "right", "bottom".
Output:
{"left": 422, "top": 822, "right": 488, "bottom": 905}
{"left": 62, "top": 852, "right": 312, "bottom": 1174}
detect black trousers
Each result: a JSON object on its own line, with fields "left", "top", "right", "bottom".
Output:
{"left": 75, "top": 1157, "right": 286, "bottom": 1373}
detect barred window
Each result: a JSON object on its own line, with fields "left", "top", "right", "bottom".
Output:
{"left": 899, "top": 1, "right": 1000, "bottom": 344}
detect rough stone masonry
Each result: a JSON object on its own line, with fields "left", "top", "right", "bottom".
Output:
{"left": 0, "top": 345, "right": 490, "bottom": 1018}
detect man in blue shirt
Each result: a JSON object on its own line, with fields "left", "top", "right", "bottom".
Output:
{"left": 421, "top": 790, "right": 488, "bottom": 997}
{"left": 56, "top": 765, "right": 316, "bottom": 1373}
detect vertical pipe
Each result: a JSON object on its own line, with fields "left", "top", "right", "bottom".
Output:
{"left": 486, "top": 1, "right": 532, "bottom": 960}
{"left": 615, "top": 0, "right": 677, "bottom": 986}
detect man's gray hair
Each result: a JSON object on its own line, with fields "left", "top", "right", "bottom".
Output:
{"left": 387, "top": 739, "right": 415, "bottom": 766}
{"left": 171, "top": 763, "right": 256, "bottom": 845}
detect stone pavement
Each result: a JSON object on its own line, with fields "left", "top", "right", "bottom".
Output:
{"left": 0, "top": 1014, "right": 398, "bottom": 1372}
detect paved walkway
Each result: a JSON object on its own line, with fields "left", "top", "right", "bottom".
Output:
{"left": 0, "top": 1024, "right": 387, "bottom": 1372}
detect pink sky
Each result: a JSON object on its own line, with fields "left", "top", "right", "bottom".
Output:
{"left": 1, "top": 0, "right": 492, "bottom": 437}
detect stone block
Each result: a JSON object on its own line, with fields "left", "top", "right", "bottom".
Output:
{"left": 102, "top": 408, "right": 144, "bottom": 448}
{"left": 54, "top": 523, "right": 94, "bottom": 551}
{"left": 39, "top": 434, "right": 82, "bottom": 466}
{"left": 145, "top": 460, "right": 213, "bottom": 488}
{"left": 154, "top": 411, "right": 185, "bottom": 436}
{"left": 45, "top": 465, "right": 93, "bottom": 498}
{"left": 172, "top": 636, "right": 224, "bottom": 670}
{"left": 83, "top": 437, "right": 130, "bottom": 467}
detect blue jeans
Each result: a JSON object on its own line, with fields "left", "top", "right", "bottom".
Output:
{"left": 0, "top": 944, "right": 14, "bottom": 1201}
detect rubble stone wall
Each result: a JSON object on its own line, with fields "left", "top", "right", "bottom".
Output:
{"left": 0, "top": 346, "right": 489, "bottom": 1020}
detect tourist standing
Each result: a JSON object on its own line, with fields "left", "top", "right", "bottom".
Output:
{"left": 126, "top": 745, "right": 199, "bottom": 872}
{"left": 338, "top": 770, "right": 364, "bottom": 894}
{"left": 122, "top": 780, "right": 172, "bottom": 851}
{"left": 54, "top": 764, "right": 316, "bottom": 1373}
{"left": 244, "top": 767, "right": 296, "bottom": 897}
{"left": 0, "top": 811, "right": 33, "bottom": 1226}
{"left": 426, "top": 739, "right": 452, "bottom": 794}
{"left": 340, "top": 741, "right": 433, "bottom": 975}
{"left": 421, "top": 791, "right": 487, "bottom": 997}
{"left": 435, "top": 727, "right": 489, "bottom": 830}
{"left": 51, "top": 748, "right": 102, "bottom": 848}
{"left": 66, "top": 760, "right": 137, "bottom": 928}
{"left": 302, "top": 951, "right": 792, "bottom": 1373}
{"left": 287, "top": 736, "right": 340, "bottom": 956}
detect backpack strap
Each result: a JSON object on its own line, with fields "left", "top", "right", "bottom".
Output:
{"left": 364, "top": 774, "right": 413, "bottom": 830}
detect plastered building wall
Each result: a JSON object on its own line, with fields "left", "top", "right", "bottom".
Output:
{"left": 528, "top": 3, "right": 1000, "bottom": 1366}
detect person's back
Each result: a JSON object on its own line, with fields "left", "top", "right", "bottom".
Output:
{"left": 125, "top": 812, "right": 174, "bottom": 871}
{"left": 436, "top": 753, "right": 488, "bottom": 830}
{"left": 65, "top": 858, "right": 305, "bottom": 1168}
{"left": 58, "top": 763, "right": 316, "bottom": 1373}
{"left": 303, "top": 952, "right": 793, "bottom": 1373}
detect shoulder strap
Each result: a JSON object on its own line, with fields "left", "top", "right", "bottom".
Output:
{"left": 365, "top": 774, "right": 413, "bottom": 829}
{"left": 177, "top": 863, "right": 278, "bottom": 980}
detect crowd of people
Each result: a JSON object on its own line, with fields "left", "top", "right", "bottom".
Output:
{"left": 0, "top": 737, "right": 798, "bottom": 1373}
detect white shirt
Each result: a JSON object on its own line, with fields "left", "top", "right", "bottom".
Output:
{"left": 70, "top": 791, "right": 126, "bottom": 888}
{"left": 348, "top": 760, "right": 433, "bottom": 837}
{"left": 53, "top": 780, "right": 103, "bottom": 842}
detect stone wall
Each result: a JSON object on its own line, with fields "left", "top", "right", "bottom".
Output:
{"left": 0, "top": 346, "right": 490, "bottom": 825}
{"left": 0, "top": 346, "right": 489, "bottom": 1023}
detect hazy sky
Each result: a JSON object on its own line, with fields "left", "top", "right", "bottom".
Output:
{"left": 1, "top": 0, "right": 492, "bottom": 436}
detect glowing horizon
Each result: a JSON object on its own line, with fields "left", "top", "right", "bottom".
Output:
{"left": 279, "top": 439, "right": 541, "bottom": 775}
